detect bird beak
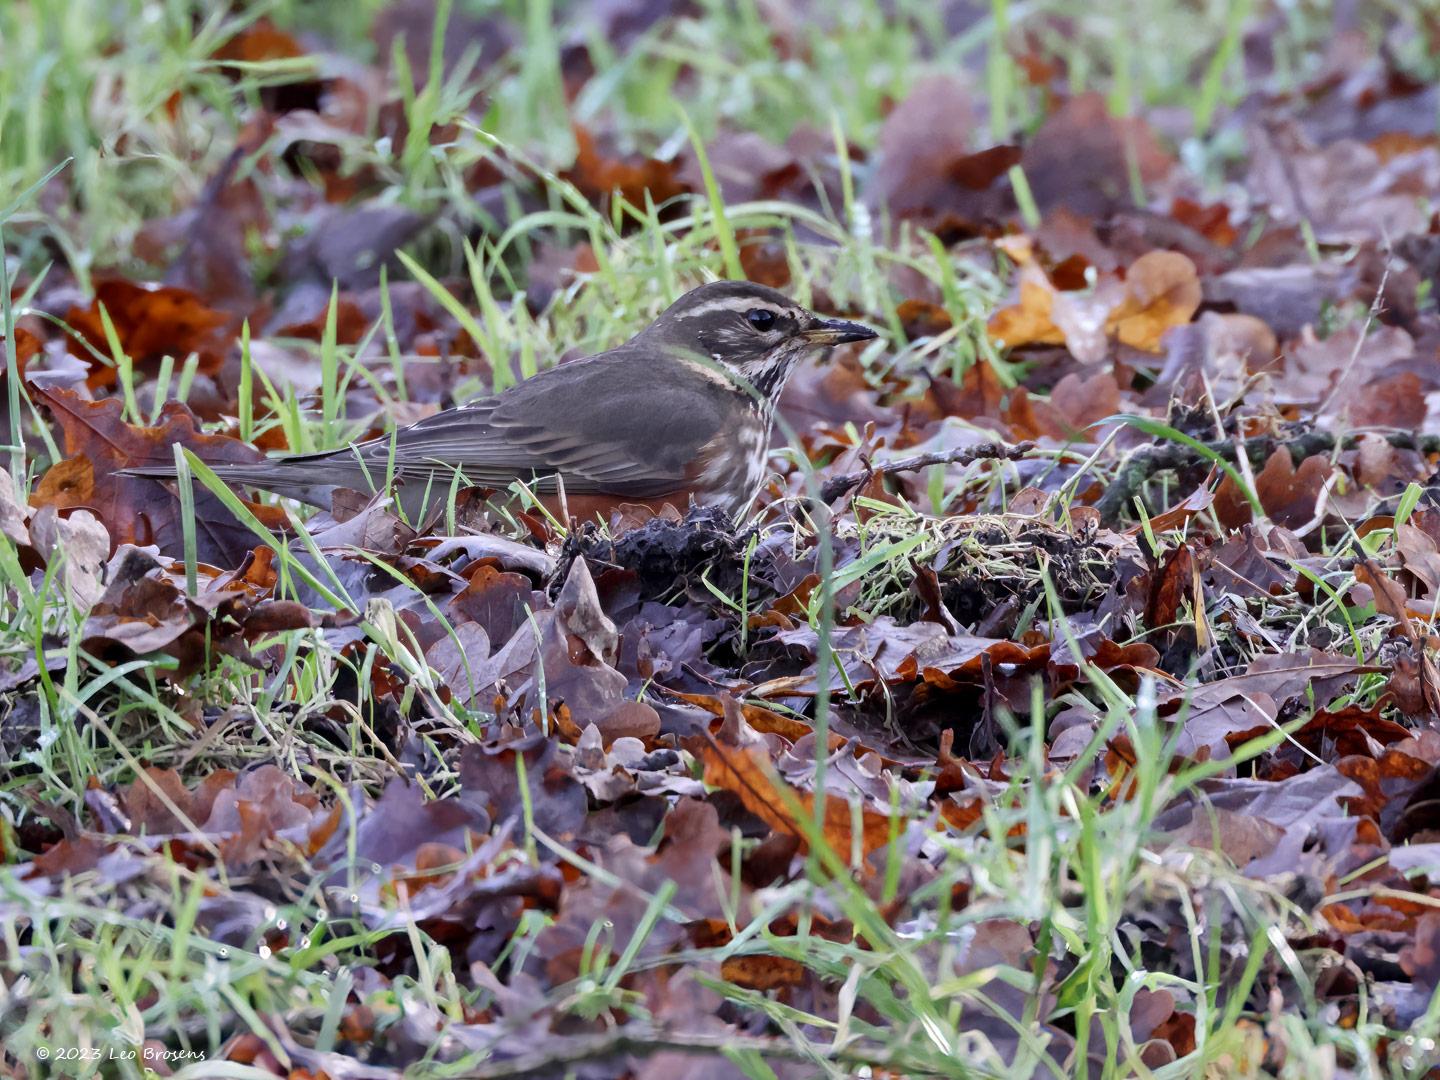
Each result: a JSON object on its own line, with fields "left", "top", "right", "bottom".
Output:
{"left": 801, "top": 317, "right": 878, "bottom": 346}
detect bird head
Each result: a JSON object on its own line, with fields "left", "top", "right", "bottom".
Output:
{"left": 637, "top": 280, "right": 877, "bottom": 398}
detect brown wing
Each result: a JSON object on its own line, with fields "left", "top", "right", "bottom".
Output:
{"left": 350, "top": 348, "right": 732, "bottom": 497}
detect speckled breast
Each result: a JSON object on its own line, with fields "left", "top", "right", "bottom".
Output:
{"left": 696, "top": 406, "right": 774, "bottom": 516}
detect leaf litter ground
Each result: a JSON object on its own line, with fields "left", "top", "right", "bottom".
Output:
{"left": 5, "top": 2, "right": 1440, "bottom": 1077}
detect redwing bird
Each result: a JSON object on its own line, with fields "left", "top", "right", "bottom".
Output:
{"left": 124, "top": 280, "right": 876, "bottom": 521}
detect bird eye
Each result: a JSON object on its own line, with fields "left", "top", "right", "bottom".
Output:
{"left": 746, "top": 308, "right": 777, "bottom": 332}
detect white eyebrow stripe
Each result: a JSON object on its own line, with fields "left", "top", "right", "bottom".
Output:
{"left": 673, "top": 298, "right": 793, "bottom": 320}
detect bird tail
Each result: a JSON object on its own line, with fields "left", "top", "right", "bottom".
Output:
{"left": 118, "top": 462, "right": 266, "bottom": 484}
{"left": 117, "top": 462, "right": 339, "bottom": 508}
{"left": 116, "top": 464, "right": 181, "bottom": 482}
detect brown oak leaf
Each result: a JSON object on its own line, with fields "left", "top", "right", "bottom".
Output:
{"left": 33, "top": 387, "right": 287, "bottom": 567}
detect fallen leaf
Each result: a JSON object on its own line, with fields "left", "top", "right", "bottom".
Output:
{"left": 33, "top": 388, "right": 289, "bottom": 567}
{"left": 1214, "top": 448, "right": 1331, "bottom": 530}
{"left": 696, "top": 697, "right": 893, "bottom": 860}
{"left": 989, "top": 251, "right": 1199, "bottom": 361}
{"left": 1109, "top": 251, "right": 1203, "bottom": 350}
{"left": 1020, "top": 94, "right": 1174, "bottom": 217}
{"left": 66, "top": 280, "right": 234, "bottom": 389}
{"left": 564, "top": 124, "right": 687, "bottom": 209}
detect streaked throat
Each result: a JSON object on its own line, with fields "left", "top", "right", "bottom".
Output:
{"left": 741, "top": 345, "right": 807, "bottom": 405}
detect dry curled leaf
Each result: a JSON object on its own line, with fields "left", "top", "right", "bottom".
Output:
{"left": 33, "top": 387, "right": 288, "bottom": 567}
{"left": 696, "top": 696, "right": 894, "bottom": 860}
{"left": 65, "top": 280, "right": 234, "bottom": 389}
{"left": 989, "top": 251, "right": 1200, "bottom": 362}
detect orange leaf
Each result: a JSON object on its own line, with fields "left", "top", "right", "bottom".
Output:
{"left": 66, "top": 280, "right": 233, "bottom": 388}
{"left": 33, "top": 387, "right": 288, "bottom": 566}
{"left": 987, "top": 272, "right": 1064, "bottom": 349}
{"left": 698, "top": 699, "right": 894, "bottom": 860}
{"left": 1107, "top": 251, "right": 1202, "bottom": 351}
{"left": 989, "top": 250, "right": 1200, "bottom": 361}
{"left": 721, "top": 954, "right": 806, "bottom": 991}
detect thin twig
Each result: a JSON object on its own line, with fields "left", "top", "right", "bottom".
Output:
{"left": 820, "top": 441, "right": 1036, "bottom": 503}
{"left": 1316, "top": 255, "right": 1392, "bottom": 421}
{"left": 1093, "top": 429, "right": 1440, "bottom": 524}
